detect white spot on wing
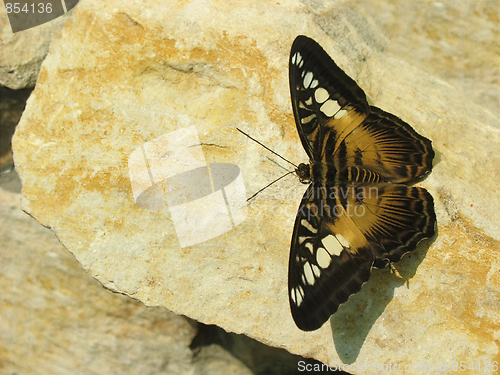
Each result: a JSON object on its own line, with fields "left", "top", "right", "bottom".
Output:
{"left": 292, "top": 52, "right": 302, "bottom": 66}
{"left": 305, "top": 97, "right": 313, "bottom": 106}
{"left": 322, "top": 234, "right": 343, "bottom": 256}
{"left": 303, "top": 263, "right": 315, "bottom": 285}
{"left": 320, "top": 100, "right": 341, "bottom": 117}
{"left": 310, "top": 79, "right": 318, "bottom": 88}
{"left": 316, "top": 247, "right": 332, "bottom": 268}
{"left": 303, "top": 71, "right": 313, "bottom": 88}
{"left": 305, "top": 242, "right": 314, "bottom": 254}
{"left": 314, "top": 87, "right": 329, "bottom": 103}
{"left": 291, "top": 289, "right": 297, "bottom": 304}
{"left": 291, "top": 286, "right": 303, "bottom": 306}
{"left": 295, "top": 286, "right": 304, "bottom": 306}
{"left": 312, "top": 263, "right": 321, "bottom": 278}
{"left": 298, "top": 285, "right": 304, "bottom": 297}
{"left": 298, "top": 236, "right": 308, "bottom": 244}
{"left": 300, "top": 219, "right": 317, "bottom": 234}
{"left": 336, "top": 234, "right": 350, "bottom": 248}
{"left": 301, "top": 113, "right": 316, "bottom": 124}
{"left": 334, "top": 109, "right": 348, "bottom": 119}
{"left": 297, "top": 294, "right": 303, "bottom": 306}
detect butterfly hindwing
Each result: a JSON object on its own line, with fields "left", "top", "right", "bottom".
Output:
{"left": 338, "top": 107, "right": 435, "bottom": 183}
{"left": 289, "top": 183, "right": 436, "bottom": 331}
{"left": 288, "top": 36, "right": 436, "bottom": 331}
{"left": 339, "top": 184, "right": 436, "bottom": 268}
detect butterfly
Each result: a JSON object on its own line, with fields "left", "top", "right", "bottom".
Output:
{"left": 287, "top": 36, "right": 436, "bottom": 331}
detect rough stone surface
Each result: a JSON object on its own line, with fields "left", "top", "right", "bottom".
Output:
{"left": 0, "top": 170, "right": 324, "bottom": 375}
{"left": 0, "top": 5, "right": 71, "bottom": 89}
{"left": 362, "top": 0, "right": 499, "bottom": 117}
{"left": 0, "top": 171, "right": 197, "bottom": 375}
{"left": 12, "top": 0, "right": 500, "bottom": 371}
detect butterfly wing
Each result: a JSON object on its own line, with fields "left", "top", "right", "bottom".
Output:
{"left": 289, "top": 36, "right": 434, "bottom": 183}
{"left": 337, "top": 107, "right": 434, "bottom": 183}
{"left": 289, "top": 35, "right": 369, "bottom": 160}
{"left": 288, "top": 36, "right": 436, "bottom": 331}
{"left": 340, "top": 184, "right": 435, "bottom": 268}
{"left": 288, "top": 183, "right": 374, "bottom": 331}
{"left": 289, "top": 183, "right": 436, "bottom": 331}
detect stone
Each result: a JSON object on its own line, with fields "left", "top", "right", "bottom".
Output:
{"left": 0, "top": 170, "right": 198, "bottom": 374}
{"left": 361, "top": 0, "right": 500, "bottom": 117}
{"left": 0, "top": 5, "right": 72, "bottom": 89}
{"left": 0, "top": 169, "right": 323, "bottom": 375}
{"left": 12, "top": 0, "right": 500, "bottom": 370}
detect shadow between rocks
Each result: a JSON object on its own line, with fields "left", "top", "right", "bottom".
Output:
{"left": 190, "top": 323, "right": 351, "bottom": 374}
{"left": 0, "top": 86, "right": 33, "bottom": 174}
{"left": 329, "top": 233, "right": 437, "bottom": 364}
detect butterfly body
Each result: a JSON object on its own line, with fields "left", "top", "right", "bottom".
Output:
{"left": 288, "top": 36, "right": 436, "bottom": 331}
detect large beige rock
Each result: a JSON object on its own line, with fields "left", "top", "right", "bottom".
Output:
{"left": 362, "top": 0, "right": 500, "bottom": 117}
{"left": 12, "top": 0, "right": 500, "bottom": 370}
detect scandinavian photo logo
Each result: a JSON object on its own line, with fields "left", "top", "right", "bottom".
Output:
{"left": 128, "top": 126, "right": 247, "bottom": 248}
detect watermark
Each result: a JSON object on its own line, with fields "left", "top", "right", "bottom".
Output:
{"left": 128, "top": 126, "right": 247, "bottom": 248}
{"left": 307, "top": 185, "right": 379, "bottom": 201}
{"left": 298, "top": 360, "right": 499, "bottom": 372}
{"left": 3, "top": 0, "right": 79, "bottom": 33}
{"left": 296, "top": 185, "right": 379, "bottom": 220}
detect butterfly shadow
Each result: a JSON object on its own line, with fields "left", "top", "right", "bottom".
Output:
{"left": 328, "top": 232, "right": 438, "bottom": 364}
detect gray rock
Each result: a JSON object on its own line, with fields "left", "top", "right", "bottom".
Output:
{"left": 0, "top": 6, "right": 71, "bottom": 89}
{"left": 11, "top": 0, "right": 500, "bottom": 370}
{"left": 0, "top": 171, "right": 197, "bottom": 375}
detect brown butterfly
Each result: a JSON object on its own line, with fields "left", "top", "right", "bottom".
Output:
{"left": 288, "top": 36, "right": 436, "bottom": 331}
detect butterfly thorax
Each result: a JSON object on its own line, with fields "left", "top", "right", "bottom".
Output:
{"left": 295, "top": 161, "right": 338, "bottom": 184}
{"left": 295, "top": 163, "right": 310, "bottom": 184}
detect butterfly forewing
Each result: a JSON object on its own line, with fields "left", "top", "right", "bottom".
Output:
{"left": 289, "top": 183, "right": 374, "bottom": 331}
{"left": 287, "top": 36, "right": 436, "bottom": 331}
{"left": 289, "top": 36, "right": 369, "bottom": 160}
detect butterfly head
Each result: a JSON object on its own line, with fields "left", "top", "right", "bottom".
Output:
{"left": 295, "top": 163, "right": 311, "bottom": 184}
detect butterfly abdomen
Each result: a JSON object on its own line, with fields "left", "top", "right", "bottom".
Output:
{"left": 306, "top": 160, "right": 383, "bottom": 185}
{"left": 336, "top": 166, "right": 382, "bottom": 184}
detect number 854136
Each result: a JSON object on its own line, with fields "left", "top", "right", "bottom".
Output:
{"left": 5, "top": 3, "right": 53, "bottom": 13}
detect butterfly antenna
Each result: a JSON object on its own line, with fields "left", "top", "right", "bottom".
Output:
{"left": 237, "top": 128, "right": 298, "bottom": 169}
{"left": 245, "top": 170, "right": 296, "bottom": 201}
